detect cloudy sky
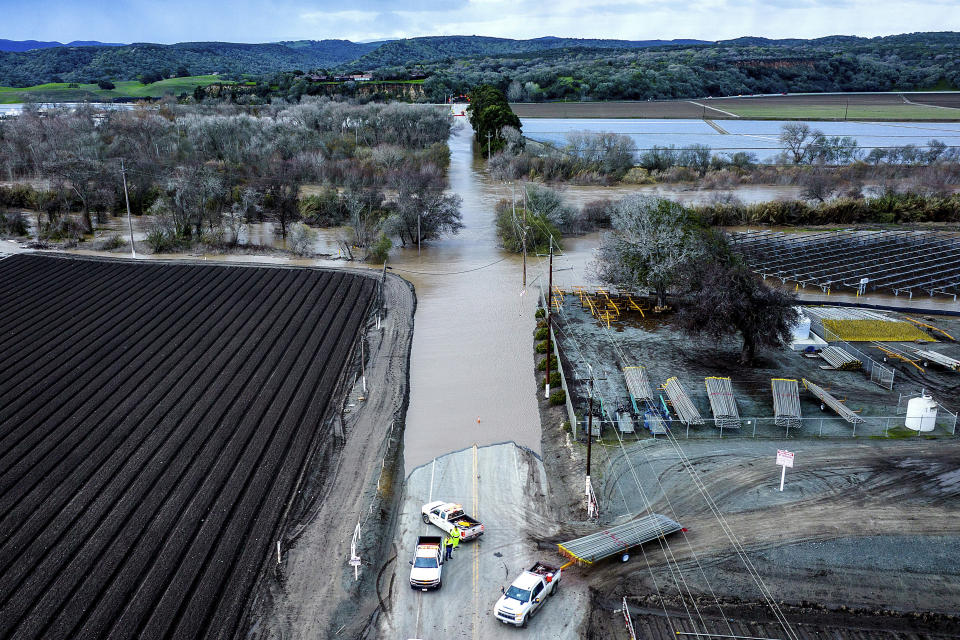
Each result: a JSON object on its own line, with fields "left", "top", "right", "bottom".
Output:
{"left": 2, "top": 0, "right": 957, "bottom": 44}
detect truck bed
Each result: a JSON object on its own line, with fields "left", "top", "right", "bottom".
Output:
{"left": 452, "top": 514, "right": 480, "bottom": 527}
{"left": 529, "top": 562, "right": 559, "bottom": 576}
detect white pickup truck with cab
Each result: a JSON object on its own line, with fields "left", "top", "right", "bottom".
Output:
{"left": 421, "top": 501, "right": 484, "bottom": 540}
{"left": 408, "top": 535, "right": 445, "bottom": 591}
{"left": 493, "top": 561, "right": 561, "bottom": 627}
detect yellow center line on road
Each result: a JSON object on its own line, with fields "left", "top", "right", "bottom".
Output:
{"left": 472, "top": 443, "right": 479, "bottom": 640}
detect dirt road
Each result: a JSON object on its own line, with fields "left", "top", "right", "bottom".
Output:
{"left": 587, "top": 438, "right": 960, "bottom": 624}
{"left": 378, "top": 443, "right": 589, "bottom": 640}
{"left": 245, "top": 274, "right": 415, "bottom": 639}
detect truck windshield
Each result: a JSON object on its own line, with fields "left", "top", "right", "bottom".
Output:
{"left": 504, "top": 586, "right": 530, "bottom": 603}
{"left": 414, "top": 557, "right": 438, "bottom": 569}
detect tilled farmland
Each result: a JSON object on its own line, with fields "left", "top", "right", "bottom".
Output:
{"left": 0, "top": 254, "right": 376, "bottom": 640}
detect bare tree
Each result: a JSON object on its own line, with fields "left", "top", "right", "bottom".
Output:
{"left": 779, "top": 123, "right": 813, "bottom": 164}
{"left": 591, "top": 195, "right": 704, "bottom": 307}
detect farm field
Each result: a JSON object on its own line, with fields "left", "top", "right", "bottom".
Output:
{"left": 0, "top": 75, "right": 226, "bottom": 103}
{"left": 0, "top": 254, "right": 375, "bottom": 640}
{"left": 512, "top": 92, "right": 960, "bottom": 120}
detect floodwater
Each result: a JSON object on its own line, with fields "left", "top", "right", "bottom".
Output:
{"left": 521, "top": 117, "right": 960, "bottom": 163}
{"left": 11, "top": 120, "right": 958, "bottom": 471}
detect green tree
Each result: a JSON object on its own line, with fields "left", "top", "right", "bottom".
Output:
{"left": 676, "top": 230, "right": 799, "bottom": 365}
{"left": 97, "top": 79, "right": 115, "bottom": 90}
{"left": 466, "top": 85, "right": 521, "bottom": 156}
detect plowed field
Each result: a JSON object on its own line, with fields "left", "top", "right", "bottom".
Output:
{"left": 0, "top": 254, "right": 375, "bottom": 640}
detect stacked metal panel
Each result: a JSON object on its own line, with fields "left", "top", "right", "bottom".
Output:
{"left": 801, "top": 378, "right": 865, "bottom": 424}
{"left": 771, "top": 378, "right": 802, "bottom": 430}
{"left": 704, "top": 376, "right": 741, "bottom": 429}
{"left": 623, "top": 366, "right": 654, "bottom": 407}
{"left": 557, "top": 513, "right": 683, "bottom": 565}
{"left": 819, "top": 346, "right": 863, "bottom": 370}
{"left": 664, "top": 377, "right": 704, "bottom": 426}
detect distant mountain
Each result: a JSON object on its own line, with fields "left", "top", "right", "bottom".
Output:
{"left": 0, "top": 39, "right": 124, "bottom": 52}
{"left": 350, "top": 35, "right": 712, "bottom": 67}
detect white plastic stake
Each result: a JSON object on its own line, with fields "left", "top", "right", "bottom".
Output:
{"left": 277, "top": 540, "right": 281, "bottom": 564}
{"left": 779, "top": 464, "right": 786, "bottom": 492}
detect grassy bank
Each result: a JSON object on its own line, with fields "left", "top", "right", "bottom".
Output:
{"left": 0, "top": 75, "right": 227, "bottom": 103}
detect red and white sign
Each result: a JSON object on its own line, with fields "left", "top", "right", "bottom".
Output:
{"left": 776, "top": 449, "right": 795, "bottom": 468}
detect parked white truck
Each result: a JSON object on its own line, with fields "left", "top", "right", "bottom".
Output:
{"left": 408, "top": 535, "right": 445, "bottom": 591}
{"left": 421, "top": 501, "right": 484, "bottom": 540}
{"left": 493, "top": 562, "right": 561, "bottom": 627}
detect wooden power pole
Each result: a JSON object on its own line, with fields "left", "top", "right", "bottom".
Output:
{"left": 120, "top": 158, "right": 136, "bottom": 258}
{"left": 545, "top": 239, "right": 553, "bottom": 399}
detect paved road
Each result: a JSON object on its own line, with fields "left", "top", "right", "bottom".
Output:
{"left": 378, "top": 443, "right": 588, "bottom": 640}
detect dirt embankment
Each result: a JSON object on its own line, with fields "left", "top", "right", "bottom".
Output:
{"left": 244, "top": 273, "right": 415, "bottom": 639}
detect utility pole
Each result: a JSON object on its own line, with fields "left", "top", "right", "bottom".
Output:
{"left": 417, "top": 212, "right": 421, "bottom": 256}
{"left": 544, "top": 238, "right": 553, "bottom": 399}
{"left": 486, "top": 131, "right": 493, "bottom": 160}
{"left": 586, "top": 364, "right": 594, "bottom": 478}
{"left": 120, "top": 158, "right": 136, "bottom": 258}
{"left": 844, "top": 100, "right": 849, "bottom": 121}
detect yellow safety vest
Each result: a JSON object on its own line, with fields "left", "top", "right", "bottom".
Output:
{"left": 451, "top": 529, "right": 461, "bottom": 547}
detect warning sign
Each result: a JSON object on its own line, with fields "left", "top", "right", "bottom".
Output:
{"left": 776, "top": 449, "right": 795, "bottom": 467}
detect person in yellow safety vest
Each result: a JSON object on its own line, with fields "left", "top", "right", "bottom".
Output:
{"left": 444, "top": 533, "right": 455, "bottom": 560}
{"left": 450, "top": 526, "right": 461, "bottom": 554}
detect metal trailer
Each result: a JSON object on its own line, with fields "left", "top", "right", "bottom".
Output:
{"left": 801, "top": 378, "right": 865, "bottom": 425}
{"left": 558, "top": 514, "right": 683, "bottom": 565}
{"left": 623, "top": 366, "right": 654, "bottom": 412}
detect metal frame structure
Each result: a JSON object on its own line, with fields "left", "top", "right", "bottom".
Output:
{"left": 771, "top": 378, "right": 802, "bottom": 430}
{"left": 623, "top": 366, "right": 654, "bottom": 411}
{"left": 729, "top": 229, "right": 960, "bottom": 299}
{"left": 704, "top": 376, "right": 741, "bottom": 429}
{"left": 557, "top": 513, "right": 683, "bottom": 565}
{"left": 663, "top": 376, "right": 705, "bottom": 426}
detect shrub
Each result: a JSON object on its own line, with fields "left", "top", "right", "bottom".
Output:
{"left": 534, "top": 327, "right": 549, "bottom": 340}
{"left": 367, "top": 231, "right": 392, "bottom": 263}
{"left": 0, "top": 211, "right": 28, "bottom": 236}
{"left": 549, "top": 371, "right": 561, "bottom": 386}
{"left": 97, "top": 79, "right": 115, "bottom": 90}
{"left": 535, "top": 340, "right": 549, "bottom": 353}
{"left": 101, "top": 233, "right": 126, "bottom": 250}
{"left": 535, "top": 308, "right": 546, "bottom": 319}
{"left": 549, "top": 390, "right": 567, "bottom": 405}
{"left": 536, "top": 355, "right": 558, "bottom": 371}
{"left": 287, "top": 222, "right": 318, "bottom": 256}
{"left": 145, "top": 228, "right": 173, "bottom": 253}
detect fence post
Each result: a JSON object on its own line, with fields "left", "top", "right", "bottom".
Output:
{"left": 819, "top": 418, "right": 823, "bottom": 437}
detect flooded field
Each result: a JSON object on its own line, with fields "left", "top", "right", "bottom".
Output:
{"left": 521, "top": 117, "right": 960, "bottom": 163}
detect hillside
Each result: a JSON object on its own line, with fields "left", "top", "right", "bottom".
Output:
{"left": 0, "top": 40, "right": 379, "bottom": 87}
{"left": 349, "top": 35, "right": 711, "bottom": 67}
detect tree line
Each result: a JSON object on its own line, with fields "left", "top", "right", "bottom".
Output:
{"left": 0, "top": 98, "right": 462, "bottom": 259}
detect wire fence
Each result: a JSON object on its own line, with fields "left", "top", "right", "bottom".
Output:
{"left": 577, "top": 411, "right": 957, "bottom": 440}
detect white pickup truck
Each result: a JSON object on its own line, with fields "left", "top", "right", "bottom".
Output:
{"left": 408, "top": 535, "right": 445, "bottom": 591}
{"left": 493, "top": 562, "right": 561, "bottom": 627}
{"left": 421, "top": 501, "right": 484, "bottom": 541}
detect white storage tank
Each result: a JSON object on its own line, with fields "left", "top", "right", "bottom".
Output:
{"left": 905, "top": 395, "right": 938, "bottom": 432}
{"left": 791, "top": 309, "right": 811, "bottom": 340}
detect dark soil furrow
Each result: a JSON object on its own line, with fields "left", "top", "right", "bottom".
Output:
{"left": 0, "top": 262, "right": 230, "bottom": 449}
{"left": 0, "top": 265, "right": 241, "bottom": 505}
{"left": 129, "top": 276, "right": 359, "bottom": 640}
{"left": 0, "top": 266, "right": 261, "bottom": 613}
{"left": 0, "top": 259, "right": 185, "bottom": 391}
{"left": 0, "top": 255, "right": 375, "bottom": 640}
{"left": 9, "top": 270, "right": 323, "bottom": 639}
{"left": 60, "top": 271, "right": 339, "bottom": 640}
